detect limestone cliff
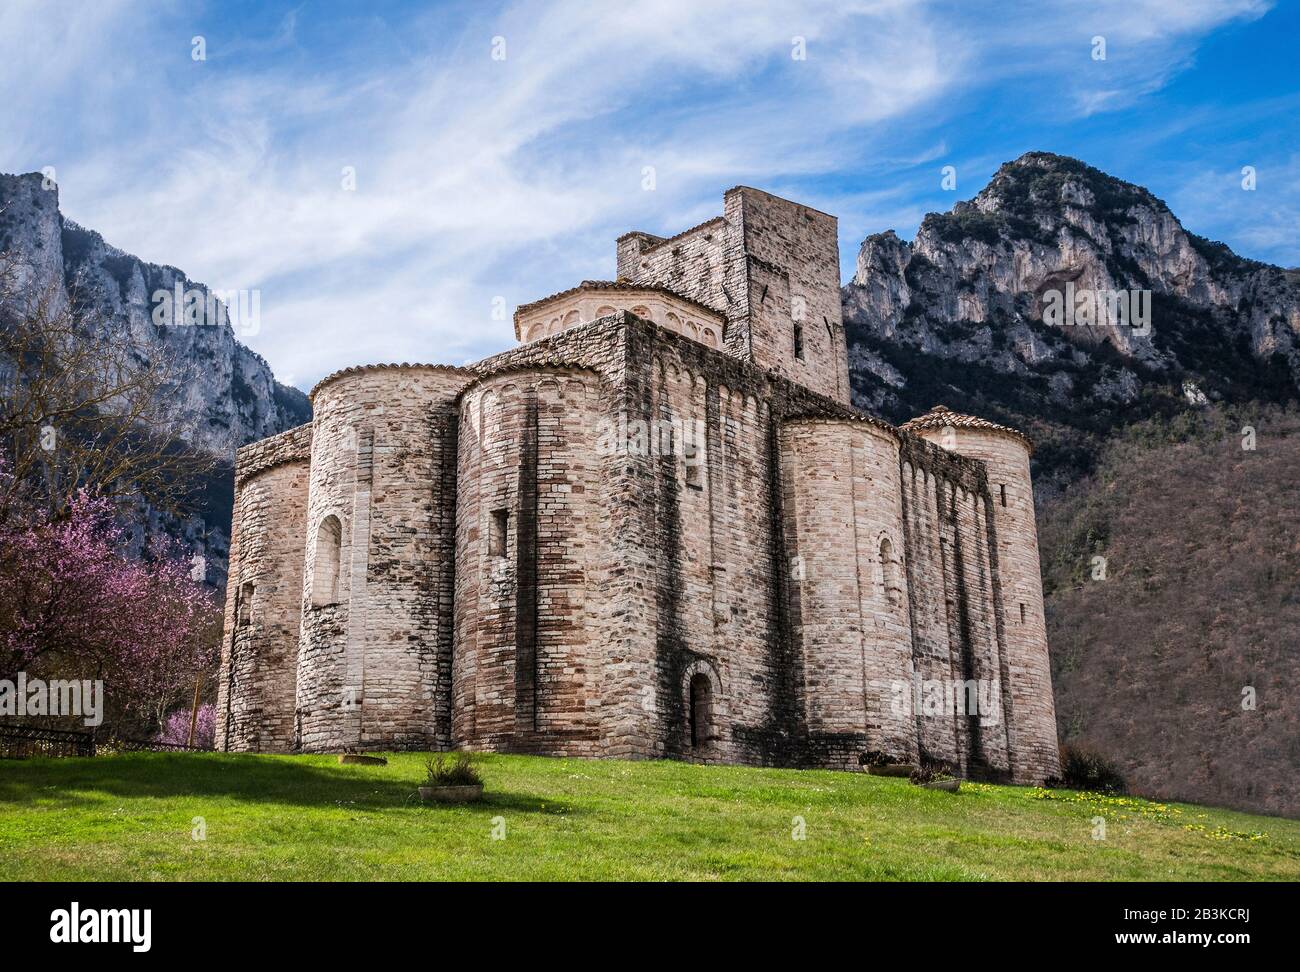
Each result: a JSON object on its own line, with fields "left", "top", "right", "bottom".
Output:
{"left": 0, "top": 172, "right": 311, "bottom": 590}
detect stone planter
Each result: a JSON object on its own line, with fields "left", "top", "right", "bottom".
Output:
{"left": 419, "top": 784, "right": 484, "bottom": 804}
{"left": 921, "top": 778, "right": 960, "bottom": 793}
{"left": 866, "top": 763, "right": 917, "bottom": 777}
{"left": 337, "top": 754, "right": 388, "bottom": 766}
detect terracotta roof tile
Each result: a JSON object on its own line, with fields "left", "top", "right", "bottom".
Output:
{"left": 309, "top": 362, "right": 472, "bottom": 401}
{"left": 900, "top": 404, "right": 1033, "bottom": 450}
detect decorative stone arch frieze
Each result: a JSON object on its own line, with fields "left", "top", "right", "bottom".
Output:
{"left": 512, "top": 282, "right": 725, "bottom": 348}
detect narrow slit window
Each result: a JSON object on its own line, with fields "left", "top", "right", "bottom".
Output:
{"left": 793, "top": 322, "right": 805, "bottom": 360}
{"left": 1019, "top": 602, "right": 1027, "bottom": 624}
{"left": 683, "top": 439, "right": 704, "bottom": 490}
{"left": 489, "top": 509, "right": 509, "bottom": 558}
{"left": 1000, "top": 483, "right": 1007, "bottom": 507}
{"left": 238, "top": 582, "right": 255, "bottom": 626}
{"left": 880, "top": 537, "right": 901, "bottom": 610}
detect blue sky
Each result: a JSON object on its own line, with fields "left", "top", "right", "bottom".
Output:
{"left": 2, "top": 0, "right": 1296, "bottom": 390}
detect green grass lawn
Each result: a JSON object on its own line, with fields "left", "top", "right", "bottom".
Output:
{"left": 1, "top": 752, "right": 1297, "bottom": 880}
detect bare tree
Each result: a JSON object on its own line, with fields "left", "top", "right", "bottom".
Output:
{"left": 0, "top": 248, "right": 214, "bottom": 525}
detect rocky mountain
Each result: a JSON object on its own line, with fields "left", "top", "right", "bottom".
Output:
{"left": 843, "top": 152, "right": 1300, "bottom": 817}
{"left": 844, "top": 151, "right": 1300, "bottom": 495}
{"left": 0, "top": 172, "right": 311, "bottom": 590}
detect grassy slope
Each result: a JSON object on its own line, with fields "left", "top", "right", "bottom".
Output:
{"left": 1, "top": 752, "right": 1297, "bottom": 881}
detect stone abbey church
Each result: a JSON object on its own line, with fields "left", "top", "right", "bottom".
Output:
{"left": 217, "top": 187, "right": 1061, "bottom": 783}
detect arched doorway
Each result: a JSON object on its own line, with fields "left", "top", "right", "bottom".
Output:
{"left": 689, "top": 673, "right": 712, "bottom": 749}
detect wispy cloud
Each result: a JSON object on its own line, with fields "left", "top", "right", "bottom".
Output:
{"left": 0, "top": 0, "right": 1285, "bottom": 387}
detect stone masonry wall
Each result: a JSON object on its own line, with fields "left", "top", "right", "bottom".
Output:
{"left": 217, "top": 423, "right": 312, "bottom": 752}
{"left": 617, "top": 315, "right": 863, "bottom": 765}
{"left": 455, "top": 313, "right": 855, "bottom": 765}
{"left": 453, "top": 366, "right": 607, "bottom": 755}
{"left": 296, "top": 364, "right": 471, "bottom": 752}
{"left": 617, "top": 188, "right": 850, "bottom": 405}
{"left": 616, "top": 219, "right": 729, "bottom": 313}
{"left": 727, "top": 188, "right": 850, "bottom": 404}
{"left": 515, "top": 283, "right": 724, "bottom": 349}
{"left": 221, "top": 321, "right": 1058, "bottom": 779}
{"left": 910, "top": 427, "right": 1061, "bottom": 782}
{"left": 779, "top": 419, "right": 916, "bottom": 769}
{"left": 897, "top": 430, "right": 1049, "bottom": 782}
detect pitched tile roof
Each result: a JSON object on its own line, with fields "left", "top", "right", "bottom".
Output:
{"left": 900, "top": 404, "right": 1033, "bottom": 451}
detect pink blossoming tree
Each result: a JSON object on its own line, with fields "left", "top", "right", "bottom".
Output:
{"left": 157, "top": 702, "right": 216, "bottom": 748}
{"left": 0, "top": 458, "right": 218, "bottom": 732}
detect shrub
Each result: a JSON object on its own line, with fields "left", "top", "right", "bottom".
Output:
{"left": 423, "top": 753, "right": 482, "bottom": 787}
{"left": 1053, "top": 744, "right": 1126, "bottom": 793}
{"left": 909, "top": 761, "right": 956, "bottom": 785}
{"left": 858, "top": 750, "right": 900, "bottom": 768}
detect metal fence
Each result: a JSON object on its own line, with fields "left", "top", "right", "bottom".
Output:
{"left": 0, "top": 724, "right": 213, "bottom": 759}
{"left": 0, "top": 724, "right": 95, "bottom": 758}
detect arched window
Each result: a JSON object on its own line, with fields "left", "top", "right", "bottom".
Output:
{"left": 689, "top": 673, "right": 713, "bottom": 748}
{"left": 312, "top": 515, "right": 342, "bottom": 607}
{"left": 880, "top": 537, "right": 901, "bottom": 610}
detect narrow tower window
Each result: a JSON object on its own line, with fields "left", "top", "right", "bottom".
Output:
{"left": 1019, "top": 602, "right": 1027, "bottom": 624}
{"left": 237, "top": 582, "right": 255, "bottom": 626}
{"left": 312, "top": 515, "right": 342, "bottom": 607}
{"left": 793, "top": 322, "right": 805, "bottom": 360}
{"left": 489, "top": 509, "right": 509, "bottom": 558}
{"left": 689, "top": 673, "right": 713, "bottom": 748}
{"left": 880, "top": 537, "right": 901, "bottom": 610}
{"left": 683, "top": 438, "right": 704, "bottom": 490}
{"left": 1000, "top": 483, "right": 1007, "bottom": 507}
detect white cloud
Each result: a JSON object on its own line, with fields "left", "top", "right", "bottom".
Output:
{"left": 0, "top": 0, "right": 1277, "bottom": 387}
{"left": 1166, "top": 153, "right": 1300, "bottom": 265}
